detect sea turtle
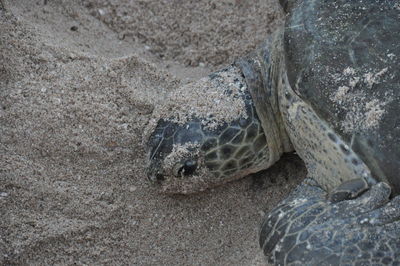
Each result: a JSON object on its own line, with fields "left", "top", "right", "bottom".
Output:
{"left": 145, "top": 0, "right": 400, "bottom": 264}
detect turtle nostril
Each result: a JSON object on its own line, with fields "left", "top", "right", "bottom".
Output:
{"left": 178, "top": 160, "right": 197, "bottom": 176}
{"left": 147, "top": 171, "right": 165, "bottom": 183}
{"left": 155, "top": 173, "right": 165, "bottom": 181}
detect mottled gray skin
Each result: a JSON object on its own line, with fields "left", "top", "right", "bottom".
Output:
{"left": 147, "top": 0, "right": 400, "bottom": 264}
{"left": 260, "top": 180, "right": 400, "bottom": 265}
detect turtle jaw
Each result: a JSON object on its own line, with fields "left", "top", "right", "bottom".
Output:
{"left": 146, "top": 160, "right": 165, "bottom": 184}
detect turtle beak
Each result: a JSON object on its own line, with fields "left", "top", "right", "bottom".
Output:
{"left": 147, "top": 170, "right": 165, "bottom": 183}
{"left": 146, "top": 121, "right": 169, "bottom": 184}
{"left": 146, "top": 157, "right": 165, "bottom": 184}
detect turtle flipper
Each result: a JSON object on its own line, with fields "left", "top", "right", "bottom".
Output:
{"left": 260, "top": 179, "right": 400, "bottom": 265}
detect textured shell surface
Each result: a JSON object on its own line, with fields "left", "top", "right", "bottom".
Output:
{"left": 283, "top": 0, "right": 400, "bottom": 193}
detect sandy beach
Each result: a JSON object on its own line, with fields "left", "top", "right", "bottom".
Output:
{"left": 1, "top": 0, "right": 306, "bottom": 264}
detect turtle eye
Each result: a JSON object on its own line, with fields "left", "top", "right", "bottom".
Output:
{"left": 174, "top": 159, "right": 197, "bottom": 177}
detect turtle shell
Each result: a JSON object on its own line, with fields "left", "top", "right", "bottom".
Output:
{"left": 283, "top": 0, "right": 400, "bottom": 194}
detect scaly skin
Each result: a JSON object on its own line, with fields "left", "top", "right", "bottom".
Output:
{"left": 260, "top": 180, "right": 400, "bottom": 265}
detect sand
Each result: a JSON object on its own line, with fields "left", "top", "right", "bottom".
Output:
{"left": 1, "top": 0, "right": 306, "bottom": 264}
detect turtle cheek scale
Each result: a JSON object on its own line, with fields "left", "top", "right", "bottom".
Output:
{"left": 202, "top": 117, "right": 270, "bottom": 180}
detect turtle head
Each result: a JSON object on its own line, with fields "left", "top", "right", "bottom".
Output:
{"left": 146, "top": 111, "right": 271, "bottom": 193}
{"left": 145, "top": 66, "right": 273, "bottom": 193}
